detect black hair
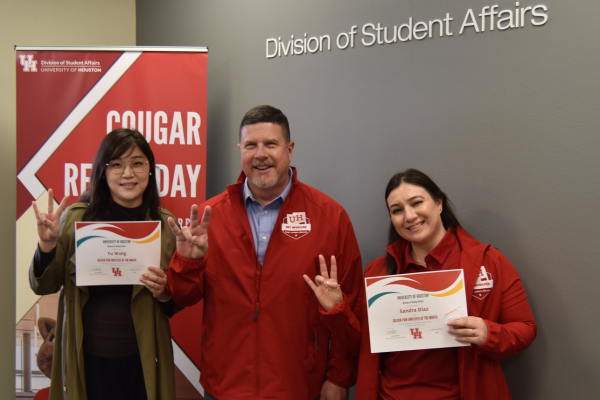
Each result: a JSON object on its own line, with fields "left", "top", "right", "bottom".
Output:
{"left": 80, "top": 128, "right": 161, "bottom": 221}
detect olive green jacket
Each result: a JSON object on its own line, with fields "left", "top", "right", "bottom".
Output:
{"left": 29, "top": 202, "right": 178, "bottom": 400}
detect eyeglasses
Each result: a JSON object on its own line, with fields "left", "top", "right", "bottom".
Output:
{"left": 105, "top": 160, "right": 149, "bottom": 175}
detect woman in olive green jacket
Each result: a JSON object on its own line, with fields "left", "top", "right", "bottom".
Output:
{"left": 29, "top": 129, "right": 185, "bottom": 400}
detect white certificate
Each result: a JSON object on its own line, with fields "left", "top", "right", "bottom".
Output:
{"left": 365, "top": 269, "right": 470, "bottom": 353}
{"left": 74, "top": 221, "right": 161, "bottom": 286}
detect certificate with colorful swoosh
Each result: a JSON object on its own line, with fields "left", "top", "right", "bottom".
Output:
{"left": 74, "top": 221, "right": 161, "bottom": 286}
{"left": 365, "top": 269, "right": 469, "bottom": 353}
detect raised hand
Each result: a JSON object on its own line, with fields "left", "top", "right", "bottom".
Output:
{"left": 303, "top": 255, "right": 344, "bottom": 312}
{"left": 32, "top": 189, "right": 70, "bottom": 253}
{"left": 168, "top": 205, "right": 211, "bottom": 260}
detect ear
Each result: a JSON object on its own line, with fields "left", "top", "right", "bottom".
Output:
{"left": 287, "top": 141, "right": 295, "bottom": 161}
{"left": 435, "top": 198, "right": 443, "bottom": 213}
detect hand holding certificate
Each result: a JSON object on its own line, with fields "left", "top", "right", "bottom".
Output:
{"left": 365, "top": 269, "right": 470, "bottom": 353}
{"left": 75, "top": 221, "right": 161, "bottom": 286}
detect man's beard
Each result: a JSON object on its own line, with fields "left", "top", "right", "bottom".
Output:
{"left": 252, "top": 174, "right": 278, "bottom": 188}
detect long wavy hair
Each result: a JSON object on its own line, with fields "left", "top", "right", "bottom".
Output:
{"left": 80, "top": 128, "right": 161, "bottom": 221}
{"left": 385, "top": 169, "right": 460, "bottom": 275}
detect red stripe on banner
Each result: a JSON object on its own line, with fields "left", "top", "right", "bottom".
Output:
{"left": 17, "top": 180, "right": 34, "bottom": 221}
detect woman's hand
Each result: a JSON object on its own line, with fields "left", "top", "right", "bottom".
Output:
{"left": 140, "top": 266, "right": 170, "bottom": 300}
{"left": 447, "top": 316, "right": 488, "bottom": 346}
{"left": 303, "top": 255, "right": 344, "bottom": 312}
{"left": 32, "top": 189, "right": 70, "bottom": 253}
{"left": 168, "top": 205, "right": 211, "bottom": 260}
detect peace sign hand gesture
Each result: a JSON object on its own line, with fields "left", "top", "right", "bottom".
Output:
{"left": 168, "top": 205, "right": 211, "bottom": 260}
{"left": 32, "top": 189, "right": 70, "bottom": 253}
{"left": 303, "top": 255, "right": 344, "bottom": 312}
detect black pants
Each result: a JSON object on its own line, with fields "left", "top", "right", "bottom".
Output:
{"left": 84, "top": 353, "right": 148, "bottom": 400}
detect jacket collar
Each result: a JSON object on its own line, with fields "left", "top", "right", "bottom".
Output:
{"left": 385, "top": 226, "right": 488, "bottom": 274}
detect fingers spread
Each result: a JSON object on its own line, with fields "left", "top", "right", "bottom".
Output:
{"left": 167, "top": 217, "right": 182, "bottom": 236}
{"left": 200, "top": 206, "right": 212, "bottom": 230}
{"left": 56, "top": 195, "right": 70, "bottom": 215}
{"left": 319, "top": 255, "right": 330, "bottom": 280}
{"left": 47, "top": 189, "right": 54, "bottom": 215}
{"left": 189, "top": 204, "right": 199, "bottom": 229}
{"left": 330, "top": 255, "right": 338, "bottom": 281}
{"left": 32, "top": 201, "right": 40, "bottom": 220}
{"left": 303, "top": 274, "right": 318, "bottom": 292}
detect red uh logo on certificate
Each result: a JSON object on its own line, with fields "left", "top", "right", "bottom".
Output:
{"left": 281, "top": 212, "right": 311, "bottom": 239}
{"left": 112, "top": 268, "right": 122, "bottom": 277}
{"left": 410, "top": 328, "right": 423, "bottom": 339}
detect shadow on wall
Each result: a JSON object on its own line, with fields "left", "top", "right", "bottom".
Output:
{"left": 206, "top": 59, "right": 236, "bottom": 198}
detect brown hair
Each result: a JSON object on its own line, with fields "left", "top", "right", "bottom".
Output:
{"left": 239, "top": 105, "right": 290, "bottom": 142}
{"left": 384, "top": 169, "right": 460, "bottom": 274}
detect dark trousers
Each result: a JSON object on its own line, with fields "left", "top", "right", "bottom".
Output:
{"left": 84, "top": 353, "right": 148, "bottom": 400}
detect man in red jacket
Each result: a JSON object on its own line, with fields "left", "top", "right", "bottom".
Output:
{"left": 166, "top": 105, "right": 363, "bottom": 400}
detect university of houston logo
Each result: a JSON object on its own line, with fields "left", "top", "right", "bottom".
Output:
{"left": 410, "top": 328, "right": 423, "bottom": 339}
{"left": 112, "top": 268, "right": 122, "bottom": 277}
{"left": 19, "top": 55, "right": 37, "bottom": 72}
{"left": 281, "top": 212, "right": 311, "bottom": 239}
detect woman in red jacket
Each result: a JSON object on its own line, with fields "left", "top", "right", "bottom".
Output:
{"left": 304, "top": 168, "right": 537, "bottom": 400}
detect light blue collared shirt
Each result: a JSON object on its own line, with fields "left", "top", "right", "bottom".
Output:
{"left": 243, "top": 168, "right": 293, "bottom": 266}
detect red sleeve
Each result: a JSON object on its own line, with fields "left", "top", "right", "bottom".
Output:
{"left": 323, "top": 213, "right": 363, "bottom": 388}
{"left": 320, "top": 286, "right": 363, "bottom": 358}
{"left": 166, "top": 250, "right": 207, "bottom": 307}
{"left": 476, "top": 251, "right": 537, "bottom": 360}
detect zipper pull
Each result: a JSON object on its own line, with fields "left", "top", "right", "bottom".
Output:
{"left": 253, "top": 303, "right": 260, "bottom": 321}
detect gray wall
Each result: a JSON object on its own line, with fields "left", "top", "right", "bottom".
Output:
{"left": 1, "top": 1, "right": 136, "bottom": 397}
{"left": 137, "top": 1, "right": 600, "bottom": 398}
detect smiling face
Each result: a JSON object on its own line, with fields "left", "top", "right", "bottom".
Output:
{"left": 238, "top": 122, "right": 294, "bottom": 204}
{"left": 105, "top": 146, "right": 150, "bottom": 208}
{"left": 386, "top": 182, "right": 446, "bottom": 252}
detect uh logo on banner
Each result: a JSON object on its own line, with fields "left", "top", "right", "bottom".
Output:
{"left": 15, "top": 47, "right": 207, "bottom": 396}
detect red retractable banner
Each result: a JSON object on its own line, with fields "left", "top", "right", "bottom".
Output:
{"left": 16, "top": 47, "right": 206, "bottom": 397}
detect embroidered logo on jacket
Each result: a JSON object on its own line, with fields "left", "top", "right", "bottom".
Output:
{"left": 281, "top": 212, "right": 311, "bottom": 239}
{"left": 472, "top": 266, "right": 494, "bottom": 300}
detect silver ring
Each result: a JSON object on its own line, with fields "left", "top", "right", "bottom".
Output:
{"left": 471, "top": 329, "right": 476, "bottom": 337}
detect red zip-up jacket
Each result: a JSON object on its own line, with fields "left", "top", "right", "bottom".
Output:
{"left": 167, "top": 168, "right": 363, "bottom": 400}
{"left": 322, "top": 227, "right": 537, "bottom": 400}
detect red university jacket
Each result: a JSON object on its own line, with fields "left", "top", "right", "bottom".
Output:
{"left": 167, "top": 168, "right": 363, "bottom": 400}
{"left": 322, "top": 227, "right": 537, "bottom": 400}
